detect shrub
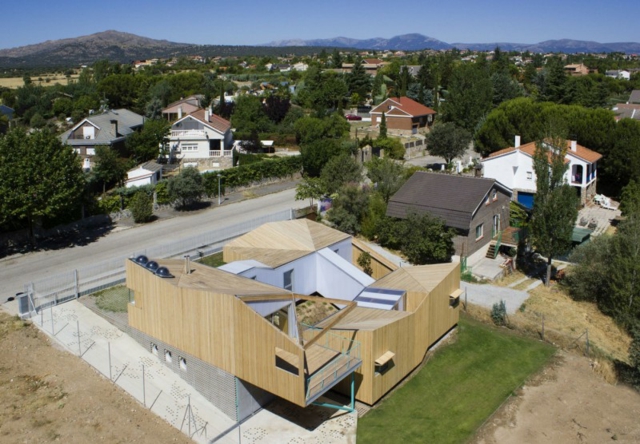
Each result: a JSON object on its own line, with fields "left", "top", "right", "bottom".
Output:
{"left": 357, "top": 252, "right": 373, "bottom": 276}
{"left": 155, "top": 180, "right": 171, "bottom": 205}
{"left": 491, "top": 300, "right": 508, "bottom": 326}
{"left": 168, "top": 167, "right": 205, "bottom": 208}
{"left": 129, "top": 190, "right": 153, "bottom": 223}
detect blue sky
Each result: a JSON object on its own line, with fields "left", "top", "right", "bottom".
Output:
{"left": 3, "top": 0, "right": 639, "bottom": 49}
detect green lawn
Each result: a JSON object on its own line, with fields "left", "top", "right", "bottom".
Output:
{"left": 92, "top": 285, "right": 130, "bottom": 313}
{"left": 357, "top": 315, "right": 556, "bottom": 444}
{"left": 197, "top": 252, "right": 226, "bottom": 268}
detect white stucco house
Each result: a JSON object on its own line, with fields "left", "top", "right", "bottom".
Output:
{"left": 481, "top": 136, "right": 602, "bottom": 208}
{"left": 125, "top": 161, "right": 163, "bottom": 188}
{"left": 168, "top": 108, "right": 234, "bottom": 169}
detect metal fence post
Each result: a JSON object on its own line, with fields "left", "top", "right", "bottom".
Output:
{"left": 74, "top": 269, "right": 79, "bottom": 299}
{"left": 542, "top": 315, "right": 545, "bottom": 341}
{"left": 77, "top": 321, "right": 81, "bottom": 355}
{"left": 108, "top": 342, "right": 112, "bottom": 381}
{"left": 586, "top": 329, "right": 590, "bottom": 357}
{"left": 142, "top": 364, "right": 146, "bottom": 407}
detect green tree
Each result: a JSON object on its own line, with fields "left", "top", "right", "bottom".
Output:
{"left": 327, "top": 184, "right": 370, "bottom": 235}
{"left": 300, "top": 138, "right": 346, "bottom": 177}
{"left": 374, "top": 137, "right": 405, "bottom": 160}
{"left": 539, "top": 57, "right": 568, "bottom": 103}
{"left": 129, "top": 190, "right": 153, "bottom": 223}
{"left": 443, "top": 63, "right": 493, "bottom": 131}
{"left": 347, "top": 58, "right": 372, "bottom": 100}
{"left": 125, "top": 119, "right": 170, "bottom": 163}
{"left": 0, "top": 129, "right": 85, "bottom": 244}
{"left": 366, "top": 157, "right": 406, "bottom": 203}
{"left": 379, "top": 112, "right": 388, "bottom": 139}
{"left": 231, "top": 94, "right": 271, "bottom": 138}
{"left": 530, "top": 135, "right": 579, "bottom": 285}
{"left": 168, "top": 167, "right": 205, "bottom": 209}
{"left": 620, "top": 180, "right": 640, "bottom": 216}
{"left": 295, "top": 176, "right": 325, "bottom": 208}
{"left": 399, "top": 211, "right": 456, "bottom": 265}
{"left": 93, "top": 145, "right": 128, "bottom": 193}
{"left": 425, "top": 122, "right": 471, "bottom": 165}
{"left": 320, "top": 153, "right": 362, "bottom": 195}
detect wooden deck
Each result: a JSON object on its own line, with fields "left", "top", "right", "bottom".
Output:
{"left": 304, "top": 344, "right": 340, "bottom": 376}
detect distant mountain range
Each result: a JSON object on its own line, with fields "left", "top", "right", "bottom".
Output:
{"left": 1, "top": 31, "right": 639, "bottom": 69}
{"left": 265, "top": 33, "right": 640, "bottom": 54}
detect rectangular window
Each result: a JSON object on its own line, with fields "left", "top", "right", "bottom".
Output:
{"left": 151, "top": 343, "right": 158, "bottom": 356}
{"left": 181, "top": 144, "right": 197, "bottom": 151}
{"left": 283, "top": 269, "right": 294, "bottom": 291}
{"left": 374, "top": 351, "right": 395, "bottom": 375}
{"left": 492, "top": 190, "right": 498, "bottom": 201}
{"left": 164, "top": 350, "right": 172, "bottom": 364}
{"left": 526, "top": 171, "right": 533, "bottom": 180}
{"left": 475, "top": 224, "right": 484, "bottom": 241}
{"left": 179, "top": 357, "right": 187, "bottom": 372}
{"left": 275, "top": 347, "right": 299, "bottom": 375}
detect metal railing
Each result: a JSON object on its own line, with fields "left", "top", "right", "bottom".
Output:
{"left": 302, "top": 324, "right": 361, "bottom": 401}
{"left": 171, "top": 130, "right": 206, "bottom": 138}
{"left": 24, "top": 208, "right": 295, "bottom": 313}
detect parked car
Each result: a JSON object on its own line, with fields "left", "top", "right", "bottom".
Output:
{"left": 345, "top": 114, "right": 362, "bottom": 121}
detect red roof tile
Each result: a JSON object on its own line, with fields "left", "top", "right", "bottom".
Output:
{"left": 371, "top": 97, "right": 436, "bottom": 118}
{"left": 190, "top": 110, "right": 231, "bottom": 134}
{"left": 485, "top": 139, "right": 602, "bottom": 164}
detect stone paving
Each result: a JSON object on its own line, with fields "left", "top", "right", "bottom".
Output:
{"left": 577, "top": 200, "right": 621, "bottom": 236}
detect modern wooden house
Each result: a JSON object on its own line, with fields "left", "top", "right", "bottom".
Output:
{"left": 126, "top": 219, "right": 460, "bottom": 418}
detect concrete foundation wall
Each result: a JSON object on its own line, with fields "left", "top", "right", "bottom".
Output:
{"left": 128, "top": 327, "right": 273, "bottom": 422}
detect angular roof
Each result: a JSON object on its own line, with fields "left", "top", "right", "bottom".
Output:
{"left": 374, "top": 263, "right": 459, "bottom": 293}
{"left": 370, "top": 97, "right": 436, "bottom": 118}
{"left": 485, "top": 139, "right": 602, "bottom": 164}
{"left": 629, "top": 90, "right": 640, "bottom": 104}
{"left": 386, "top": 172, "right": 510, "bottom": 230}
{"left": 187, "top": 109, "right": 231, "bottom": 134}
{"left": 152, "top": 259, "right": 288, "bottom": 296}
{"left": 60, "top": 109, "right": 144, "bottom": 146}
{"left": 614, "top": 104, "right": 640, "bottom": 120}
{"left": 224, "top": 219, "right": 350, "bottom": 267}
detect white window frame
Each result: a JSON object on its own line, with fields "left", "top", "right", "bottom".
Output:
{"left": 475, "top": 223, "right": 484, "bottom": 241}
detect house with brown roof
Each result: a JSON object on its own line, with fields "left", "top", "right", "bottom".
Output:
{"left": 370, "top": 97, "right": 436, "bottom": 135}
{"left": 161, "top": 95, "right": 203, "bottom": 121}
{"left": 564, "top": 63, "right": 593, "bottom": 76}
{"left": 387, "top": 172, "right": 512, "bottom": 258}
{"left": 481, "top": 136, "right": 602, "bottom": 208}
{"left": 168, "top": 107, "right": 233, "bottom": 169}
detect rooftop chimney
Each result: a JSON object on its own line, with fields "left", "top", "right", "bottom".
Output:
{"left": 570, "top": 140, "right": 577, "bottom": 152}
{"left": 110, "top": 119, "right": 118, "bottom": 136}
{"left": 178, "top": 106, "right": 183, "bottom": 119}
{"left": 204, "top": 109, "right": 210, "bottom": 121}
{"left": 515, "top": 135, "right": 521, "bottom": 149}
{"left": 184, "top": 255, "right": 191, "bottom": 275}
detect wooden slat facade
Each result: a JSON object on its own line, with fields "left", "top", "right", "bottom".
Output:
{"left": 351, "top": 238, "right": 398, "bottom": 280}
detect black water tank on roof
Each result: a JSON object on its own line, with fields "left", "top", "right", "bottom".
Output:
{"left": 155, "top": 266, "right": 174, "bottom": 278}
{"left": 145, "top": 261, "right": 159, "bottom": 272}
{"left": 135, "top": 255, "right": 149, "bottom": 265}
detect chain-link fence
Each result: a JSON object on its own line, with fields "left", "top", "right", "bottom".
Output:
{"left": 23, "top": 208, "right": 294, "bottom": 314}
{"left": 33, "top": 302, "right": 239, "bottom": 443}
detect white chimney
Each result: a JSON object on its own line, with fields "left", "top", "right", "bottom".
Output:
{"left": 204, "top": 109, "right": 210, "bottom": 121}
{"left": 184, "top": 255, "right": 191, "bottom": 275}
{"left": 570, "top": 140, "right": 577, "bottom": 152}
{"left": 515, "top": 135, "right": 521, "bottom": 148}
{"left": 178, "top": 106, "right": 183, "bottom": 119}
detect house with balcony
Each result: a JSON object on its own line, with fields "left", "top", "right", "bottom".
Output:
{"left": 60, "top": 109, "right": 144, "bottom": 171}
{"left": 481, "top": 136, "right": 602, "bottom": 208}
{"left": 161, "top": 95, "right": 203, "bottom": 121}
{"left": 370, "top": 97, "right": 436, "bottom": 135}
{"left": 168, "top": 108, "right": 233, "bottom": 170}
{"left": 125, "top": 219, "right": 460, "bottom": 421}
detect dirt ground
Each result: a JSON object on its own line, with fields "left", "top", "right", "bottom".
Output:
{"left": 474, "top": 351, "right": 640, "bottom": 444}
{"left": 0, "top": 311, "right": 191, "bottom": 444}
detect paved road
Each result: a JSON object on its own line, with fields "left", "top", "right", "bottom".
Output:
{"left": 0, "top": 188, "right": 304, "bottom": 302}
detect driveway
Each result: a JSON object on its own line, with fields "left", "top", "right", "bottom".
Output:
{"left": 461, "top": 282, "right": 528, "bottom": 314}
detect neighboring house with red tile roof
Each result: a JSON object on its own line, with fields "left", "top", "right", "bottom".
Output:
{"left": 370, "top": 97, "right": 436, "bottom": 134}
{"left": 168, "top": 107, "right": 233, "bottom": 169}
{"left": 162, "top": 95, "right": 203, "bottom": 121}
{"left": 481, "top": 136, "right": 602, "bottom": 208}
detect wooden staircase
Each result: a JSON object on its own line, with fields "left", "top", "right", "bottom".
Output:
{"left": 486, "top": 241, "right": 498, "bottom": 259}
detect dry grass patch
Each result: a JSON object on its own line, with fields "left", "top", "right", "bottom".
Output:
{"left": 493, "top": 270, "right": 528, "bottom": 287}
{"left": 512, "top": 283, "right": 631, "bottom": 363}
